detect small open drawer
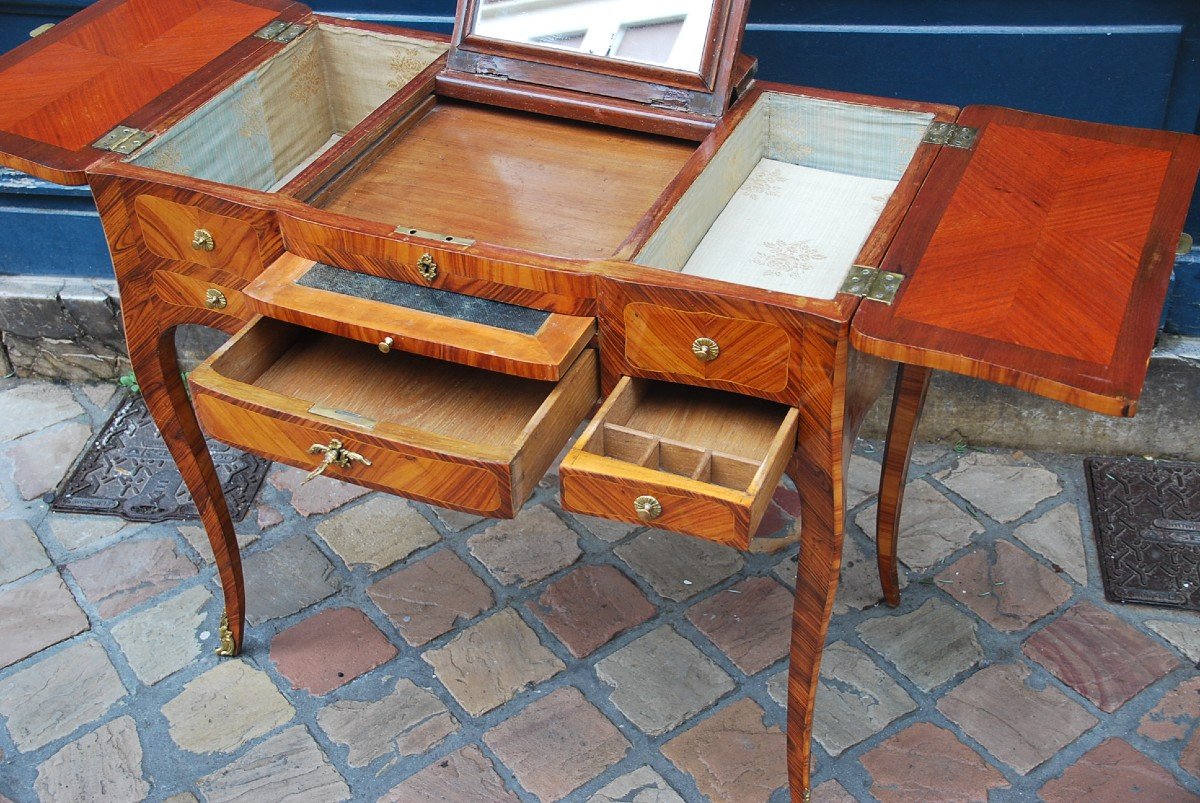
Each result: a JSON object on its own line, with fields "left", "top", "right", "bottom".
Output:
{"left": 243, "top": 254, "right": 595, "bottom": 380}
{"left": 559, "top": 377, "right": 798, "bottom": 548}
{"left": 190, "top": 318, "right": 598, "bottom": 517}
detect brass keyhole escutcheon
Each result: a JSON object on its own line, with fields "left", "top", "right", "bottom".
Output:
{"left": 204, "top": 288, "right": 227, "bottom": 310}
{"left": 692, "top": 337, "right": 720, "bottom": 362}
{"left": 634, "top": 495, "right": 662, "bottom": 522}
{"left": 192, "top": 229, "right": 215, "bottom": 252}
{"left": 378, "top": 337, "right": 394, "bottom": 354}
{"left": 417, "top": 253, "right": 438, "bottom": 281}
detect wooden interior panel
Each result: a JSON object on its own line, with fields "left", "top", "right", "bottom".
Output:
{"left": 853, "top": 105, "right": 1200, "bottom": 415}
{"left": 316, "top": 101, "right": 695, "bottom": 258}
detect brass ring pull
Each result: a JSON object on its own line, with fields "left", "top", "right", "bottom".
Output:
{"left": 634, "top": 495, "right": 662, "bottom": 522}
{"left": 378, "top": 337, "right": 394, "bottom": 354}
{"left": 692, "top": 337, "right": 720, "bottom": 362}
{"left": 204, "top": 288, "right": 227, "bottom": 310}
{"left": 192, "top": 229, "right": 215, "bottom": 252}
{"left": 416, "top": 253, "right": 438, "bottom": 281}
{"left": 304, "top": 438, "right": 372, "bottom": 483}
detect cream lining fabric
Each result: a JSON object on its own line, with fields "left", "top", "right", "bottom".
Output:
{"left": 132, "top": 25, "right": 446, "bottom": 192}
{"left": 635, "top": 92, "right": 934, "bottom": 299}
{"left": 681, "top": 160, "right": 897, "bottom": 299}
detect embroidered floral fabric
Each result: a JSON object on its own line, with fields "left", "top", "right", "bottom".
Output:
{"left": 680, "top": 159, "right": 897, "bottom": 299}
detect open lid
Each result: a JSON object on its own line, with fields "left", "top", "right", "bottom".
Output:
{"left": 0, "top": 0, "right": 308, "bottom": 185}
{"left": 443, "top": 0, "right": 751, "bottom": 131}
{"left": 852, "top": 106, "right": 1200, "bottom": 417}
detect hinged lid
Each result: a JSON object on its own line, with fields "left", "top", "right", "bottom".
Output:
{"left": 0, "top": 0, "right": 309, "bottom": 185}
{"left": 852, "top": 106, "right": 1200, "bottom": 416}
{"left": 442, "top": 0, "right": 751, "bottom": 132}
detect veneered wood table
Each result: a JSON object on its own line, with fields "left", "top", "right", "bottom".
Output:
{"left": 0, "top": 1, "right": 1196, "bottom": 800}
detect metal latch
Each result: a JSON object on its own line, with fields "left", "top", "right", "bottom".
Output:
{"left": 395, "top": 225, "right": 475, "bottom": 247}
{"left": 923, "top": 121, "right": 980, "bottom": 150}
{"left": 254, "top": 21, "right": 308, "bottom": 43}
{"left": 840, "top": 266, "right": 904, "bottom": 304}
{"left": 93, "top": 126, "right": 155, "bottom": 155}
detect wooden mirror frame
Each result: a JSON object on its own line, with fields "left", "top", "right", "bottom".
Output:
{"left": 443, "top": 0, "right": 751, "bottom": 120}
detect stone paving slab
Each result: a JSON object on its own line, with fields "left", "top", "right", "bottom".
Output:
{"left": 1, "top": 378, "right": 1199, "bottom": 802}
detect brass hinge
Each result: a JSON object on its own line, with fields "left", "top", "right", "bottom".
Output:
{"left": 254, "top": 21, "right": 308, "bottom": 43}
{"left": 840, "top": 266, "right": 904, "bottom": 304}
{"left": 923, "top": 121, "right": 980, "bottom": 149}
{"left": 93, "top": 126, "right": 155, "bottom": 155}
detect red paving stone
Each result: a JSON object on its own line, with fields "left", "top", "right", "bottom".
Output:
{"left": 937, "top": 663, "right": 1097, "bottom": 774}
{"left": 527, "top": 564, "right": 654, "bottom": 658}
{"left": 67, "top": 537, "right": 196, "bottom": 618}
{"left": 270, "top": 607, "right": 397, "bottom": 695}
{"left": 0, "top": 573, "right": 89, "bottom": 670}
{"left": 380, "top": 745, "right": 520, "bottom": 802}
{"left": 686, "top": 576, "right": 792, "bottom": 674}
{"left": 1023, "top": 603, "right": 1180, "bottom": 713}
{"left": 860, "top": 722, "right": 1009, "bottom": 802}
{"left": 1039, "top": 738, "right": 1195, "bottom": 802}
{"left": 483, "top": 687, "right": 629, "bottom": 801}
{"left": 662, "top": 698, "right": 786, "bottom": 803}
{"left": 936, "top": 540, "right": 1071, "bottom": 632}
{"left": 367, "top": 549, "right": 493, "bottom": 647}
{"left": 1182, "top": 730, "right": 1200, "bottom": 781}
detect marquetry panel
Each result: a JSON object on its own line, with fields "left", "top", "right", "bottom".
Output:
{"left": 852, "top": 105, "right": 1200, "bottom": 416}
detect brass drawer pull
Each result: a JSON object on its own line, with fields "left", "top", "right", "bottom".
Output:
{"left": 378, "top": 337, "right": 394, "bottom": 354}
{"left": 692, "top": 337, "right": 720, "bottom": 362}
{"left": 417, "top": 253, "right": 438, "bottom": 281}
{"left": 192, "top": 228, "right": 215, "bottom": 252}
{"left": 1179, "top": 233, "right": 1194, "bottom": 256}
{"left": 634, "top": 495, "right": 662, "bottom": 521}
{"left": 204, "top": 288, "right": 227, "bottom": 310}
{"left": 305, "top": 438, "right": 372, "bottom": 483}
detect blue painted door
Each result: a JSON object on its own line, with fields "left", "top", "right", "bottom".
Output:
{"left": 2, "top": 0, "right": 1198, "bottom": 331}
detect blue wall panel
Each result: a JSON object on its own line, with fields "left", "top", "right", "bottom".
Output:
{"left": 1, "top": 0, "right": 1199, "bottom": 331}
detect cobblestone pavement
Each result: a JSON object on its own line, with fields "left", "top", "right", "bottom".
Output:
{"left": 0, "top": 376, "right": 1198, "bottom": 802}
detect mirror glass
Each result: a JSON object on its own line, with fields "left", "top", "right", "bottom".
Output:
{"left": 474, "top": 0, "right": 717, "bottom": 73}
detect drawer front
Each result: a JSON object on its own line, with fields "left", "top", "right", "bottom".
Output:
{"left": 624, "top": 303, "right": 791, "bottom": 394}
{"left": 600, "top": 277, "right": 809, "bottom": 405}
{"left": 562, "top": 467, "right": 743, "bottom": 546}
{"left": 194, "top": 392, "right": 509, "bottom": 516}
{"left": 153, "top": 270, "right": 251, "bottom": 322}
{"left": 136, "top": 195, "right": 264, "bottom": 278}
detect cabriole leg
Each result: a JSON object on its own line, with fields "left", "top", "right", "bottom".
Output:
{"left": 125, "top": 320, "right": 246, "bottom": 656}
{"left": 875, "top": 363, "right": 932, "bottom": 607}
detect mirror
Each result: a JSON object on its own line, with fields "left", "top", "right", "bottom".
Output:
{"left": 473, "top": 0, "right": 718, "bottom": 73}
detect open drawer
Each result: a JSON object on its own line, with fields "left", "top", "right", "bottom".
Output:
{"left": 243, "top": 254, "right": 595, "bottom": 380}
{"left": 559, "top": 377, "right": 798, "bottom": 549}
{"left": 190, "top": 318, "right": 599, "bottom": 517}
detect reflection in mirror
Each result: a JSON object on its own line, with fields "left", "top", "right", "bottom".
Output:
{"left": 475, "top": 0, "right": 717, "bottom": 73}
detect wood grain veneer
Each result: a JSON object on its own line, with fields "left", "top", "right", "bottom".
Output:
{"left": 136, "top": 195, "right": 264, "bottom": 278}
{"left": 316, "top": 100, "right": 695, "bottom": 259}
{"left": 853, "top": 105, "right": 1200, "bottom": 416}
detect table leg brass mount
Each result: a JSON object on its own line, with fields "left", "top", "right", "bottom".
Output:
{"left": 0, "top": 0, "right": 1196, "bottom": 798}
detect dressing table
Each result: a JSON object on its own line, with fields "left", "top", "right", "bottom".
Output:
{"left": 1, "top": 1, "right": 1197, "bottom": 799}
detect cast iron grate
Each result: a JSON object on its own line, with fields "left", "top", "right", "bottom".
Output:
{"left": 51, "top": 393, "right": 269, "bottom": 523}
{"left": 1085, "top": 457, "right": 1200, "bottom": 612}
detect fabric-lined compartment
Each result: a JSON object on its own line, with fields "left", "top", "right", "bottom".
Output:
{"left": 130, "top": 23, "right": 446, "bottom": 192}
{"left": 634, "top": 93, "right": 934, "bottom": 299}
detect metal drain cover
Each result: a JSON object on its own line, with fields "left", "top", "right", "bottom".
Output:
{"left": 52, "top": 394, "right": 269, "bottom": 523}
{"left": 1085, "top": 457, "right": 1200, "bottom": 611}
